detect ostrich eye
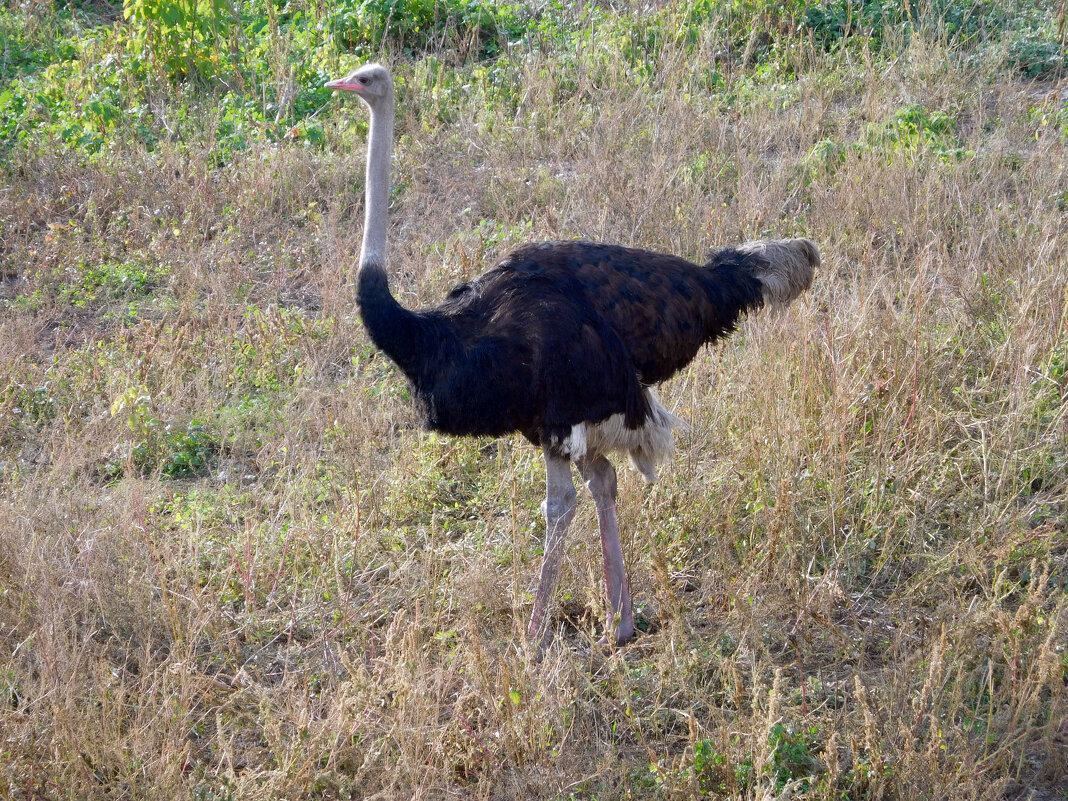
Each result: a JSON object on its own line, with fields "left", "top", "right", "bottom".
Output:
{"left": 358, "top": 76, "right": 370, "bottom": 85}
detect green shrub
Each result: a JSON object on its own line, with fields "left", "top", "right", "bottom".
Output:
{"left": 123, "top": 0, "right": 237, "bottom": 81}
{"left": 1008, "top": 33, "right": 1066, "bottom": 79}
{"left": 872, "top": 103, "right": 966, "bottom": 162}
{"left": 0, "top": 9, "right": 78, "bottom": 80}
{"left": 766, "top": 724, "right": 818, "bottom": 791}
{"left": 59, "top": 260, "right": 171, "bottom": 309}
{"left": 328, "top": 0, "right": 529, "bottom": 59}
{"left": 803, "top": 0, "right": 1009, "bottom": 47}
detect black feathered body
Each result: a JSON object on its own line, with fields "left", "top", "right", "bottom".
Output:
{"left": 357, "top": 240, "right": 768, "bottom": 451}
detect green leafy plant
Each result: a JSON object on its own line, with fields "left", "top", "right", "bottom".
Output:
{"left": 60, "top": 260, "right": 171, "bottom": 309}
{"left": 1007, "top": 33, "right": 1066, "bottom": 78}
{"left": 6, "top": 382, "right": 58, "bottom": 428}
{"left": 690, "top": 740, "right": 731, "bottom": 794}
{"left": 110, "top": 388, "right": 218, "bottom": 478}
{"left": 328, "top": 0, "right": 528, "bottom": 60}
{"left": 873, "top": 103, "right": 965, "bottom": 162}
{"left": 123, "top": 0, "right": 236, "bottom": 80}
{"left": 0, "top": 9, "right": 78, "bottom": 81}
{"left": 766, "top": 724, "right": 818, "bottom": 791}
{"left": 803, "top": 0, "right": 1009, "bottom": 47}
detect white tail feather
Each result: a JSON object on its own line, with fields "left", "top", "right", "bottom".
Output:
{"left": 739, "top": 237, "right": 819, "bottom": 306}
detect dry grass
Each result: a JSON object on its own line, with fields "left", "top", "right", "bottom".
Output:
{"left": 1, "top": 11, "right": 1066, "bottom": 800}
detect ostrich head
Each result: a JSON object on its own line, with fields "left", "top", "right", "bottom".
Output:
{"left": 325, "top": 63, "right": 393, "bottom": 108}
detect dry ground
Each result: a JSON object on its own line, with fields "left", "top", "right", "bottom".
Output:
{"left": 1, "top": 8, "right": 1066, "bottom": 800}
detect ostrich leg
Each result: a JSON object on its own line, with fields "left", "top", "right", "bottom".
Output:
{"left": 527, "top": 453, "right": 577, "bottom": 646}
{"left": 578, "top": 454, "right": 635, "bottom": 646}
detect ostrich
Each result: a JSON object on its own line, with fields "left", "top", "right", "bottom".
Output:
{"left": 326, "top": 63, "right": 818, "bottom": 647}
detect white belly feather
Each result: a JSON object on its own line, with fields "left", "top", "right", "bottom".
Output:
{"left": 553, "top": 389, "right": 687, "bottom": 482}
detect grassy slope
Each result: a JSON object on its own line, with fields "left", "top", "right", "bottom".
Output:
{"left": 1, "top": 2, "right": 1066, "bottom": 799}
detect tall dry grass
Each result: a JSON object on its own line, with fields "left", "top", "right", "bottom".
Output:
{"left": 1, "top": 16, "right": 1066, "bottom": 801}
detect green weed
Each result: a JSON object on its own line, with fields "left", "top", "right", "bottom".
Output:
{"left": 872, "top": 103, "right": 966, "bottom": 162}
{"left": 109, "top": 388, "right": 219, "bottom": 478}
{"left": 1007, "top": 33, "right": 1067, "bottom": 79}
{"left": 123, "top": 0, "right": 237, "bottom": 81}
{"left": 766, "top": 723, "right": 818, "bottom": 791}
{"left": 0, "top": 8, "right": 79, "bottom": 80}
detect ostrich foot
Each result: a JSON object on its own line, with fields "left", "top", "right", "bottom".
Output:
{"left": 596, "top": 617, "right": 636, "bottom": 649}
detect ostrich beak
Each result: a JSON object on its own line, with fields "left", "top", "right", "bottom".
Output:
{"left": 325, "top": 77, "right": 361, "bottom": 92}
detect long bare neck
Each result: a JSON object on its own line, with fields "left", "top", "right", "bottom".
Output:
{"left": 354, "top": 85, "right": 454, "bottom": 384}
{"left": 361, "top": 93, "right": 394, "bottom": 270}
